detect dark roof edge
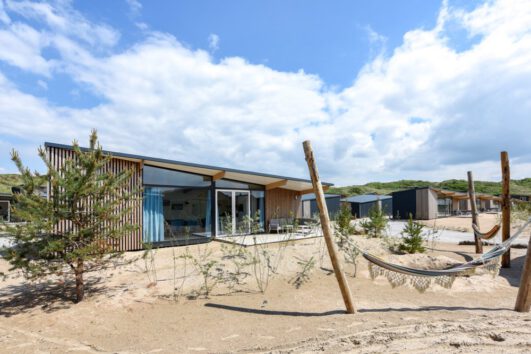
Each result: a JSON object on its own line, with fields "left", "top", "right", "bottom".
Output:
{"left": 44, "top": 142, "right": 334, "bottom": 186}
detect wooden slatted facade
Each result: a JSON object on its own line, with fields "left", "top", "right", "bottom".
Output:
{"left": 265, "top": 188, "right": 302, "bottom": 227}
{"left": 46, "top": 146, "right": 144, "bottom": 251}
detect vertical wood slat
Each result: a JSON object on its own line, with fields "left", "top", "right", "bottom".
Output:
{"left": 46, "top": 146, "right": 143, "bottom": 251}
{"left": 265, "top": 188, "right": 302, "bottom": 229}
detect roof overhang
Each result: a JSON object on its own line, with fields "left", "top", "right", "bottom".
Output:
{"left": 44, "top": 142, "right": 333, "bottom": 192}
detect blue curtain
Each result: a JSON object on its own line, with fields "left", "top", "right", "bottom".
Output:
{"left": 205, "top": 189, "right": 211, "bottom": 237}
{"left": 143, "top": 187, "right": 164, "bottom": 243}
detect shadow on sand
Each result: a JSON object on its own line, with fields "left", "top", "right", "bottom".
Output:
{"left": 204, "top": 303, "right": 512, "bottom": 317}
{"left": 498, "top": 254, "right": 525, "bottom": 287}
{"left": 426, "top": 247, "right": 474, "bottom": 262}
{"left": 0, "top": 277, "right": 126, "bottom": 317}
{"left": 205, "top": 303, "right": 346, "bottom": 317}
{"left": 358, "top": 305, "right": 511, "bottom": 313}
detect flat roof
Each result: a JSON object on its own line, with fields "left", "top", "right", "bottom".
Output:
{"left": 44, "top": 142, "right": 333, "bottom": 192}
{"left": 301, "top": 193, "right": 341, "bottom": 201}
{"left": 391, "top": 186, "right": 501, "bottom": 201}
{"left": 342, "top": 194, "right": 392, "bottom": 203}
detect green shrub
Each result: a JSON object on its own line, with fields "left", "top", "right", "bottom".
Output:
{"left": 359, "top": 204, "right": 388, "bottom": 238}
{"left": 335, "top": 203, "right": 354, "bottom": 235}
{"left": 399, "top": 215, "right": 426, "bottom": 254}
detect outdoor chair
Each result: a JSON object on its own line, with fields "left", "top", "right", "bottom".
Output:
{"left": 268, "top": 218, "right": 283, "bottom": 233}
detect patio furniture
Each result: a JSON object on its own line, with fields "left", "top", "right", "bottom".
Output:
{"left": 268, "top": 218, "right": 283, "bottom": 233}
{"left": 296, "top": 225, "right": 313, "bottom": 235}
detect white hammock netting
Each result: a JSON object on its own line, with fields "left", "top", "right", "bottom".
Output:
{"left": 358, "top": 219, "right": 530, "bottom": 293}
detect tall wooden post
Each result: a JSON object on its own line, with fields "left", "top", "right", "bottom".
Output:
{"left": 467, "top": 171, "right": 483, "bottom": 254}
{"left": 501, "top": 151, "right": 511, "bottom": 268}
{"left": 515, "top": 234, "right": 531, "bottom": 312}
{"left": 303, "top": 140, "right": 356, "bottom": 314}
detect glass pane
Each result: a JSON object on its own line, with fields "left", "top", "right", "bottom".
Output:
{"left": 217, "top": 191, "right": 233, "bottom": 235}
{"left": 215, "top": 179, "right": 264, "bottom": 190}
{"left": 437, "top": 198, "right": 452, "bottom": 217}
{"left": 144, "top": 165, "right": 211, "bottom": 187}
{"left": 250, "top": 190, "right": 265, "bottom": 231}
{"left": 235, "top": 192, "right": 250, "bottom": 234}
{"left": 143, "top": 186, "right": 212, "bottom": 245}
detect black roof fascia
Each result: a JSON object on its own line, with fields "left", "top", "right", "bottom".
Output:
{"left": 44, "top": 142, "right": 333, "bottom": 187}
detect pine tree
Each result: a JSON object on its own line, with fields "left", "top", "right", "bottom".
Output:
{"left": 3, "top": 130, "right": 139, "bottom": 302}
{"left": 399, "top": 214, "right": 426, "bottom": 254}
{"left": 360, "top": 203, "right": 388, "bottom": 238}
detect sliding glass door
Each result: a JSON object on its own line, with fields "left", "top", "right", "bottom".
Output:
{"left": 216, "top": 190, "right": 250, "bottom": 236}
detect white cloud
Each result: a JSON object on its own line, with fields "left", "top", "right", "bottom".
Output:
{"left": 37, "top": 79, "right": 47, "bottom": 90}
{"left": 126, "top": 0, "right": 142, "bottom": 18}
{"left": 0, "top": 0, "right": 10, "bottom": 24}
{"left": 0, "top": 22, "right": 53, "bottom": 74}
{"left": 0, "top": 0, "right": 530, "bottom": 185}
{"left": 208, "top": 33, "right": 219, "bottom": 52}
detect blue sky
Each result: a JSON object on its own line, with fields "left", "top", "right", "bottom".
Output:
{"left": 0, "top": 0, "right": 530, "bottom": 184}
{"left": 77, "top": 1, "right": 443, "bottom": 87}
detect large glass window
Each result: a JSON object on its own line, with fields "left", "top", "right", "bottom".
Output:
{"left": 215, "top": 178, "right": 264, "bottom": 190}
{"left": 437, "top": 198, "right": 452, "bottom": 217}
{"left": 143, "top": 166, "right": 212, "bottom": 246}
{"left": 216, "top": 190, "right": 251, "bottom": 236}
{"left": 144, "top": 165, "right": 211, "bottom": 187}
{"left": 251, "top": 191, "right": 265, "bottom": 230}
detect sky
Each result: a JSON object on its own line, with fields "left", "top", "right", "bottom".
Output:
{"left": 0, "top": 0, "right": 530, "bottom": 185}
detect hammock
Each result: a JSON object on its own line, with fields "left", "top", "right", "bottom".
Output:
{"left": 359, "top": 219, "right": 530, "bottom": 292}
{"left": 472, "top": 222, "right": 501, "bottom": 240}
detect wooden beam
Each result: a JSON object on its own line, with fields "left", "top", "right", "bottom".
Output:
{"left": 515, "top": 230, "right": 531, "bottom": 312}
{"left": 265, "top": 179, "right": 288, "bottom": 190}
{"left": 303, "top": 140, "right": 355, "bottom": 314}
{"left": 467, "top": 171, "right": 483, "bottom": 254}
{"left": 297, "top": 185, "right": 329, "bottom": 196}
{"left": 212, "top": 171, "right": 225, "bottom": 181}
{"left": 453, "top": 195, "right": 469, "bottom": 200}
{"left": 501, "top": 151, "right": 511, "bottom": 268}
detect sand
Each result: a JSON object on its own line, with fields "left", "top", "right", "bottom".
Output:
{"left": 419, "top": 213, "right": 500, "bottom": 233}
{"left": 0, "top": 231, "right": 530, "bottom": 353}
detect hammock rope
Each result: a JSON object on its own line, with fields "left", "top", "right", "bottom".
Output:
{"left": 472, "top": 221, "right": 501, "bottom": 240}
{"left": 352, "top": 219, "right": 530, "bottom": 292}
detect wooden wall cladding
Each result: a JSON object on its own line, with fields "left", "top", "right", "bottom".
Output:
{"left": 265, "top": 188, "right": 302, "bottom": 227}
{"left": 46, "top": 146, "right": 143, "bottom": 251}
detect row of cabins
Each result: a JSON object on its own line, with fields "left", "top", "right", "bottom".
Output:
{"left": 301, "top": 193, "right": 393, "bottom": 219}
{"left": 302, "top": 186, "right": 504, "bottom": 221}
{"left": 1, "top": 142, "right": 527, "bottom": 249}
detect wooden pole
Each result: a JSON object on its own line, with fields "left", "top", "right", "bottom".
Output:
{"left": 501, "top": 151, "right": 511, "bottom": 268}
{"left": 303, "top": 140, "right": 356, "bottom": 314}
{"left": 467, "top": 171, "right": 483, "bottom": 254}
{"left": 515, "top": 233, "right": 531, "bottom": 312}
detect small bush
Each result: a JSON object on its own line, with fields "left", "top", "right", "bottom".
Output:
{"left": 399, "top": 215, "right": 426, "bottom": 254}
{"left": 335, "top": 203, "right": 355, "bottom": 235}
{"left": 289, "top": 256, "right": 315, "bottom": 289}
{"left": 359, "top": 204, "right": 388, "bottom": 238}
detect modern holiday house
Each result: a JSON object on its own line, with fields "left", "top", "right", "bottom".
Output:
{"left": 341, "top": 194, "right": 392, "bottom": 218}
{"left": 300, "top": 193, "right": 341, "bottom": 218}
{"left": 45, "top": 142, "right": 332, "bottom": 250}
{"left": 392, "top": 187, "right": 500, "bottom": 220}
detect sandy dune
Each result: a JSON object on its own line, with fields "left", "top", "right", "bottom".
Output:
{"left": 0, "top": 230, "right": 530, "bottom": 353}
